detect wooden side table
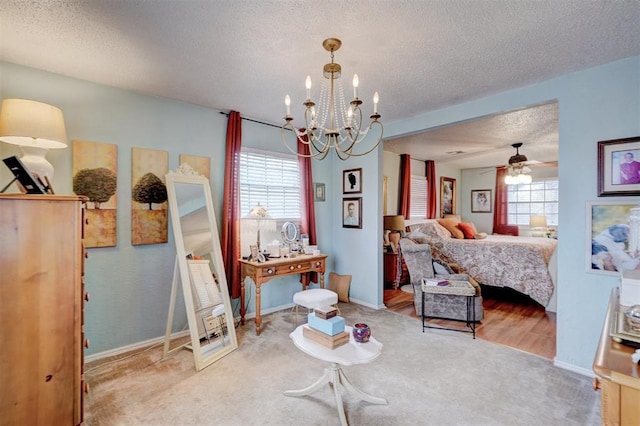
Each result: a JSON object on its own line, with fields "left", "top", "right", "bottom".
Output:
{"left": 239, "top": 254, "right": 327, "bottom": 335}
{"left": 383, "top": 251, "right": 408, "bottom": 289}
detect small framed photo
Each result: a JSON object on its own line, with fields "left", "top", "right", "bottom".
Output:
{"left": 314, "top": 182, "right": 325, "bottom": 202}
{"left": 440, "top": 177, "right": 456, "bottom": 217}
{"left": 471, "top": 189, "right": 492, "bottom": 213}
{"left": 598, "top": 136, "right": 640, "bottom": 196}
{"left": 343, "top": 168, "right": 362, "bottom": 194}
{"left": 342, "top": 197, "right": 362, "bottom": 229}
{"left": 587, "top": 200, "right": 639, "bottom": 275}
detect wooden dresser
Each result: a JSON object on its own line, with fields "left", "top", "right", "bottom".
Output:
{"left": 593, "top": 288, "right": 640, "bottom": 425}
{"left": 0, "top": 194, "right": 87, "bottom": 425}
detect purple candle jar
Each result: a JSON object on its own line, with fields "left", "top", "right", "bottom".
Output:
{"left": 352, "top": 323, "right": 371, "bottom": 343}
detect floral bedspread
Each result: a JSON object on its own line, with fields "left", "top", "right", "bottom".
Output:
{"left": 417, "top": 235, "right": 557, "bottom": 306}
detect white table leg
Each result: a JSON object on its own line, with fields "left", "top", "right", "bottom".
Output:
{"left": 284, "top": 362, "right": 387, "bottom": 426}
{"left": 337, "top": 368, "right": 388, "bottom": 405}
{"left": 283, "top": 367, "right": 331, "bottom": 397}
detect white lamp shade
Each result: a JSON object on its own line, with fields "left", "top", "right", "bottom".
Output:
{"left": 0, "top": 99, "right": 68, "bottom": 184}
{"left": 0, "top": 99, "right": 68, "bottom": 149}
{"left": 529, "top": 215, "right": 548, "bottom": 228}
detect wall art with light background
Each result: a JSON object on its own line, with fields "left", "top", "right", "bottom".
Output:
{"left": 72, "top": 140, "right": 118, "bottom": 248}
{"left": 179, "top": 153, "right": 210, "bottom": 179}
{"left": 131, "top": 147, "right": 168, "bottom": 245}
{"left": 587, "top": 200, "right": 639, "bottom": 275}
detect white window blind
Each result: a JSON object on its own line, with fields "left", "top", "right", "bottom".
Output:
{"left": 409, "top": 175, "right": 427, "bottom": 219}
{"left": 239, "top": 150, "right": 301, "bottom": 220}
{"left": 507, "top": 179, "right": 559, "bottom": 226}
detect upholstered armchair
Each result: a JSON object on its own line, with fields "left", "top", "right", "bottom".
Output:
{"left": 398, "top": 238, "right": 483, "bottom": 322}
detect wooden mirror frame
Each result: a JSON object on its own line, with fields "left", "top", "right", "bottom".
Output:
{"left": 163, "top": 164, "right": 238, "bottom": 370}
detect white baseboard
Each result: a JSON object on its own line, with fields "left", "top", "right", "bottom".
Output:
{"left": 84, "top": 329, "right": 191, "bottom": 363}
{"left": 86, "top": 301, "right": 386, "bottom": 363}
{"left": 553, "top": 358, "right": 595, "bottom": 378}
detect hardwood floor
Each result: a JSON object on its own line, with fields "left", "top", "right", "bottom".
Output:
{"left": 384, "top": 284, "right": 556, "bottom": 360}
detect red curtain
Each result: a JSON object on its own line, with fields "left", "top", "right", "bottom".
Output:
{"left": 298, "top": 132, "right": 318, "bottom": 285}
{"left": 426, "top": 160, "right": 436, "bottom": 219}
{"left": 399, "top": 154, "right": 411, "bottom": 218}
{"left": 221, "top": 111, "right": 243, "bottom": 299}
{"left": 492, "top": 167, "right": 518, "bottom": 235}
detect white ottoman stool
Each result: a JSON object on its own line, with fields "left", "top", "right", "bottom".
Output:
{"left": 292, "top": 288, "right": 339, "bottom": 326}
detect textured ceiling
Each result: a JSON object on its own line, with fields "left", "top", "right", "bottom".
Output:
{"left": 1, "top": 1, "right": 639, "bottom": 168}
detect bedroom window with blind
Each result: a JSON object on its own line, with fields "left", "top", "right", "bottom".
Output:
{"left": 507, "top": 179, "right": 559, "bottom": 226}
{"left": 238, "top": 149, "right": 301, "bottom": 221}
{"left": 409, "top": 175, "right": 427, "bottom": 219}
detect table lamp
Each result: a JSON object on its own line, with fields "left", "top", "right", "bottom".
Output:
{"left": 384, "top": 215, "right": 405, "bottom": 252}
{"left": 529, "top": 215, "right": 548, "bottom": 237}
{"left": 243, "top": 203, "right": 276, "bottom": 252}
{"left": 0, "top": 98, "right": 68, "bottom": 187}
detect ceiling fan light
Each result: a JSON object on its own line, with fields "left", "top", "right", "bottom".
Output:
{"left": 519, "top": 173, "right": 532, "bottom": 184}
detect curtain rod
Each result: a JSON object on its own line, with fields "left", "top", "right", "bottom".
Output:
{"left": 219, "top": 111, "right": 282, "bottom": 130}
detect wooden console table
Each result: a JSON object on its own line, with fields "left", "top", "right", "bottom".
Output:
{"left": 239, "top": 254, "right": 327, "bottom": 335}
{"left": 593, "top": 287, "right": 640, "bottom": 425}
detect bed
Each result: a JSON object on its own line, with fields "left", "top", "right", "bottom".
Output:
{"left": 403, "top": 219, "right": 558, "bottom": 307}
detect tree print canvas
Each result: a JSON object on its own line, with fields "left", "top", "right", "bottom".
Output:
{"left": 179, "top": 154, "right": 210, "bottom": 180}
{"left": 131, "top": 147, "right": 168, "bottom": 245}
{"left": 72, "top": 140, "right": 118, "bottom": 248}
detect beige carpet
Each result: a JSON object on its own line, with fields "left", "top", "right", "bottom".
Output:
{"left": 84, "top": 303, "right": 600, "bottom": 425}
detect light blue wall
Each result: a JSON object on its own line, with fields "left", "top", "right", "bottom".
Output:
{"left": 0, "top": 62, "right": 339, "bottom": 355}
{"left": 3, "top": 56, "right": 639, "bottom": 372}
{"left": 384, "top": 56, "right": 640, "bottom": 372}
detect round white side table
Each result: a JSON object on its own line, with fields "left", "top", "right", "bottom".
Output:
{"left": 284, "top": 324, "right": 387, "bottom": 426}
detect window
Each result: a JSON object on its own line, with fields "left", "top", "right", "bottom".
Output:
{"left": 409, "top": 175, "right": 427, "bottom": 219}
{"left": 238, "top": 149, "right": 301, "bottom": 220}
{"left": 507, "top": 179, "right": 559, "bottom": 226}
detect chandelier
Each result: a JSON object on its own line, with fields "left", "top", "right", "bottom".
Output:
{"left": 282, "top": 38, "right": 383, "bottom": 160}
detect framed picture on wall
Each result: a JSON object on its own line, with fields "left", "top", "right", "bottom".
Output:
{"left": 471, "top": 189, "right": 492, "bottom": 213}
{"left": 440, "top": 177, "right": 456, "bottom": 217}
{"left": 342, "top": 197, "right": 362, "bottom": 229}
{"left": 314, "top": 182, "right": 326, "bottom": 201}
{"left": 598, "top": 136, "right": 640, "bottom": 196}
{"left": 343, "top": 168, "right": 362, "bottom": 194}
{"left": 587, "top": 200, "right": 638, "bottom": 275}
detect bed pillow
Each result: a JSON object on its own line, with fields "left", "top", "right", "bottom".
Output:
{"left": 474, "top": 232, "right": 488, "bottom": 240}
{"left": 418, "top": 222, "right": 451, "bottom": 239}
{"left": 437, "top": 219, "right": 464, "bottom": 239}
{"left": 457, "top": 222, "right": 478, "bottom": 239}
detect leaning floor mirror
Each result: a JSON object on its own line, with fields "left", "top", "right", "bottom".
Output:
{"left": 163, "top": 164, "right": 238, "bottom": 371}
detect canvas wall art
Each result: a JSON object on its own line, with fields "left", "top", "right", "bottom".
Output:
{"left": 131, "top": 147, "right": 168, "bottom": 245}
{"left": 72, "top": 140, "right": 118, "bottom": 248}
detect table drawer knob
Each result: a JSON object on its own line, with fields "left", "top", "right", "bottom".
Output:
{"left": 289, "top": 265, "right": 295, "bottom": 271}
{"left": 267, "top": 268, "right": 274, "bottom": 275}
{"left": 297, "top": 264, "right": 302, "bottom": 269}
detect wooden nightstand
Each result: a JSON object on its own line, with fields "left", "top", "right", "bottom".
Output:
{"left": 384, "top": 251, "right": 409, "bottom": 289}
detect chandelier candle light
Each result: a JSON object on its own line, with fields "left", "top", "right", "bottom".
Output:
{"left": 282, "top": 38, "right": 383, "bottom": 160}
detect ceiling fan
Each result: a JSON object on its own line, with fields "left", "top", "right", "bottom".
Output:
{"left": 499, "top": 142, "right": 557, "bottom": 171}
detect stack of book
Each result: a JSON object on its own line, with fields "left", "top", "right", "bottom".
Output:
{"left": 303, "top": 307, "right": 349, "bottom": 349}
